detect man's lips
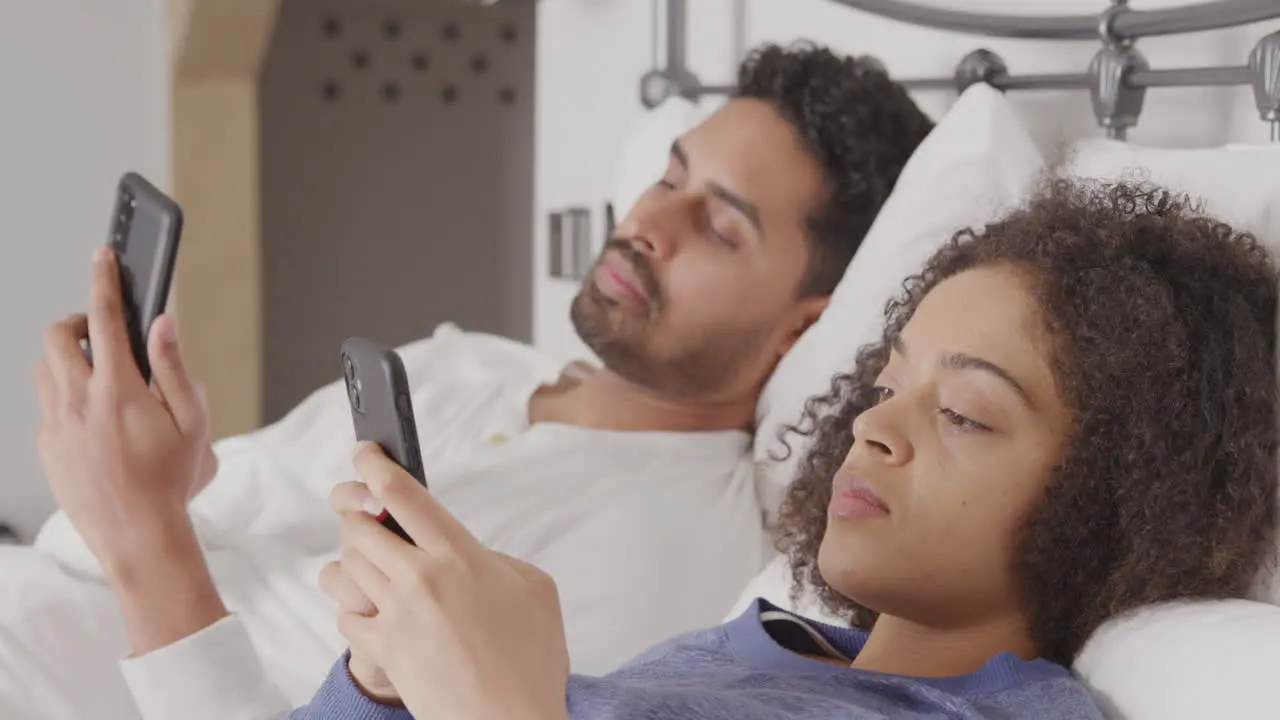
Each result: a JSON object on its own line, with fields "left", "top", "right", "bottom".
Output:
{"left": 594, "top": 257, "right": 648, "bottom": 305}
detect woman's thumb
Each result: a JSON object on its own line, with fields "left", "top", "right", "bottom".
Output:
{"left": 148, "top": 314, "right": 208, "bottom": 437}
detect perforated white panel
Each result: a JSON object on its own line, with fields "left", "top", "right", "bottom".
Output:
{"left": 261, "top": 0, "right": 535, "bottom": 423}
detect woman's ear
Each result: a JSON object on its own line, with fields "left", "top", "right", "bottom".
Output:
{"left": 777, "top": 295, "right": 831, "bottom": 359}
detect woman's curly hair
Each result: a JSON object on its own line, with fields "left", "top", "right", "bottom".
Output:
{"left": 736, "top": 42, "right": 934, "bottom": 297}
{"left": 775, "top": 177, "right": 1280, "bottom": 666}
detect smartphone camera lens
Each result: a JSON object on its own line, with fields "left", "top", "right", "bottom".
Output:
{"left": 342, "top": 354, "right": 363, "bottom": 412}
{"left": 113, "top": 195, "right": 134, "bottom": 250}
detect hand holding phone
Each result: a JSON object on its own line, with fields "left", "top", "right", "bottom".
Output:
{"left": 341, "top": 337, "right": 427, "bottom": 544}
{"left": 85, "top": 172, "right": 183, "bottom": 383}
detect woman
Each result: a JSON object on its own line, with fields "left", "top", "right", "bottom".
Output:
{"left": 293, "top": 178, "right": 1279, "bottom": 719}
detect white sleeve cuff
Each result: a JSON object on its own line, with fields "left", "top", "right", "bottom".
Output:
{"left": 120, "top": 614, "right": 293, "bottom": 720}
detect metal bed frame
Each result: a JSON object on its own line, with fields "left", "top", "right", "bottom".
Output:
{"left": 640, "top": 0, "right": 1280, "bottom": 141}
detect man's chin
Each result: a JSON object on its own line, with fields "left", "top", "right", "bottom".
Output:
{"left": 570, "top": 292, "right": 614, "bottom": 348}
{"left": 572, "top": 285, "right": 632, "bottom": 329}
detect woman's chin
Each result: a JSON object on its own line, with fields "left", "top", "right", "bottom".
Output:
{"left": 817, "top": 533, "right": 881, "bottom": 601}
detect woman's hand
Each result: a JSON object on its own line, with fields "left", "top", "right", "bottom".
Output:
{"left": 320, "top": 483, "right": 402, "bottom": 705}
{"left": 328, "top": 443, "right": 571, "bottom": 720}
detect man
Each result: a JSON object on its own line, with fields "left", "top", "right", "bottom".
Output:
{"left": 14, "top": 42, "right": 933, "bottom": 719}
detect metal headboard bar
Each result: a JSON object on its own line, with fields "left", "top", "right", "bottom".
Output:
{"left": 640, "top": 0, "right": 1280, "bottom": 141}
{"left": 826, "top": 0, "right": 1280, "bottom": 41}
{"left": 694, "top": 65, "right": 1251, "bottom": 95}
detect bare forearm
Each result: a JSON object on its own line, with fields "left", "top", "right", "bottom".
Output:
{"left": 102, "top": 514, "right": 229, "bottom": 656}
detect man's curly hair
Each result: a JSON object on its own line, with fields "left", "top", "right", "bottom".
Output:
{"left": 735, "top": 42, "right": 934, "bottom": 297}
{"left": 775, "top": 177, "right": 1280, "bottom": 666}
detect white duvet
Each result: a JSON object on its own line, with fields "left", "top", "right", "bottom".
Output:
{"left": 0, "top": 325, "right": 768, "bottom": 719}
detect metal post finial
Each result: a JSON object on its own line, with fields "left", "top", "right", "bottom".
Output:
{"left": 1090, "top": 0, "right": 1146, "bottom": 139}
{"left": 1249, "top": 31, "right": 1280, "bottom": 142}
{"left": 1089, "top": 44, "right": 1147, "bottom": 140}
{"left": 638, "top": 67, "right": 702, "bottom": 109}
{"left": 640, "top": 0, "right": 702, "bottom": 109}
{"left": 954, "top": 49, "right": 1008, "bottom": 94}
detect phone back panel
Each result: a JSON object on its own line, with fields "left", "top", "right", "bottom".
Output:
{"left": 107, "top": 172, "right": 183, "bottom": 381}
{"left": 340, "top": 337, "right": 426, "bottom": 542}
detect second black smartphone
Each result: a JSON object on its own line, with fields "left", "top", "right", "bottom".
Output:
{"left": 341, "top": 337, "right": 427, "bottom": 544}
{"left": 88, "top": 172, "right": 183, "bottom": 382}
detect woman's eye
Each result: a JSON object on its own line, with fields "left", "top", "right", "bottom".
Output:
{"left": 939, "top": 408, "right": 990, "bottom": 432}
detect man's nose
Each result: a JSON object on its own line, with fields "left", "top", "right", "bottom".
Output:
{"left": 626, "top": 197, "right": 695, "bottom": 261}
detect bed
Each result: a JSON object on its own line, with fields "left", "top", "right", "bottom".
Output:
{"left": 621, "top": 2, "right": 1280, "bottom": 719}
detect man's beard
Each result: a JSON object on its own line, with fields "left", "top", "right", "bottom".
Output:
{"left": 570, "top": 240, "right": 764, "bottom": 400}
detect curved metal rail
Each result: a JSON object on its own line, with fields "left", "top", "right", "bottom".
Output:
{"left": 640, "top": 0, "right": 1280, "bottom": 139}
{"left": 827, "top": 0, "right": 1280, "bottom": 41}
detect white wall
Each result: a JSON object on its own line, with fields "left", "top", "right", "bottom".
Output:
{"left": 532, "top": 0, "right": 1280, "bottom": 360}
{"left": 0, "top": 0, "right": 170, "bottom": 539}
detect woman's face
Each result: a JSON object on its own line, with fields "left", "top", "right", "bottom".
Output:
{"left": 818, "top": 265, "right": 1071, "bottom": 627}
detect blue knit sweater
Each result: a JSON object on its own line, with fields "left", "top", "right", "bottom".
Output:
{"left": 291, "top": 599, "right": 1103, "bottom": 719}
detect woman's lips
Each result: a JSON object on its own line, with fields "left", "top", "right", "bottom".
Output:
{"left": 829, "top": 473, "right": 890, "bottom": 519}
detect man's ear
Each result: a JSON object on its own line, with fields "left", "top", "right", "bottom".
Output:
{"left": 777, "top": 294, "right": 831, "bottom": 359}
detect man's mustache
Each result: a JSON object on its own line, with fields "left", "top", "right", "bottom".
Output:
{"left": 601, "top": 238, "right": 662, "bottom": 305}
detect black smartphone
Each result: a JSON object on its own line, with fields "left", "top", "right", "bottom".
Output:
{"left": 340, "top": 337, "right": 427, "bottom": 544}
{"left": 87, "top": 172, "right": 183, "bottom": 382}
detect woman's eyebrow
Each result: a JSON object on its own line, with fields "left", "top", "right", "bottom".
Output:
{"left": 940, "top": 352, "right": 1036, "bottom": 410}
{"left": 891, "top": 334, "right": 1036, "bottom": 410}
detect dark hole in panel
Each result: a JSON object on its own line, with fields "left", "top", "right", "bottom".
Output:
{"left": 321, "top": 79, "right": 342, "bottom": 102}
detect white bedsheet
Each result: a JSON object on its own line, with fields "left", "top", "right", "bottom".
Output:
{"left": 2, "top": 325, "right": 767, "bottom": 718}
{"left": 0, "top": 543, "right": 341, "bottom": 717}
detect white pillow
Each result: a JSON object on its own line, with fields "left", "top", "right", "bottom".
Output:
{"left": 1065, "top": 140, "right": 1280, "bottom": 259}
{"left": 723, "top": 552, "right": 839, "bottom": 624}
{"left": 1075, "top": 600, "right": 1280, "bottom": 720}
{"left": 1063, "top": 139, "right": 1280, "bottom": 606}
{"left": 753, "top": 84, "right": 1046, "bottom": 524}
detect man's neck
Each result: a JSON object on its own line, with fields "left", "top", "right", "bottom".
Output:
{"left": 528, "top": 368, "right": 757, "bottom": 433}
{"left": 850, "top": 611, "right": 1037, "bottom": 678}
